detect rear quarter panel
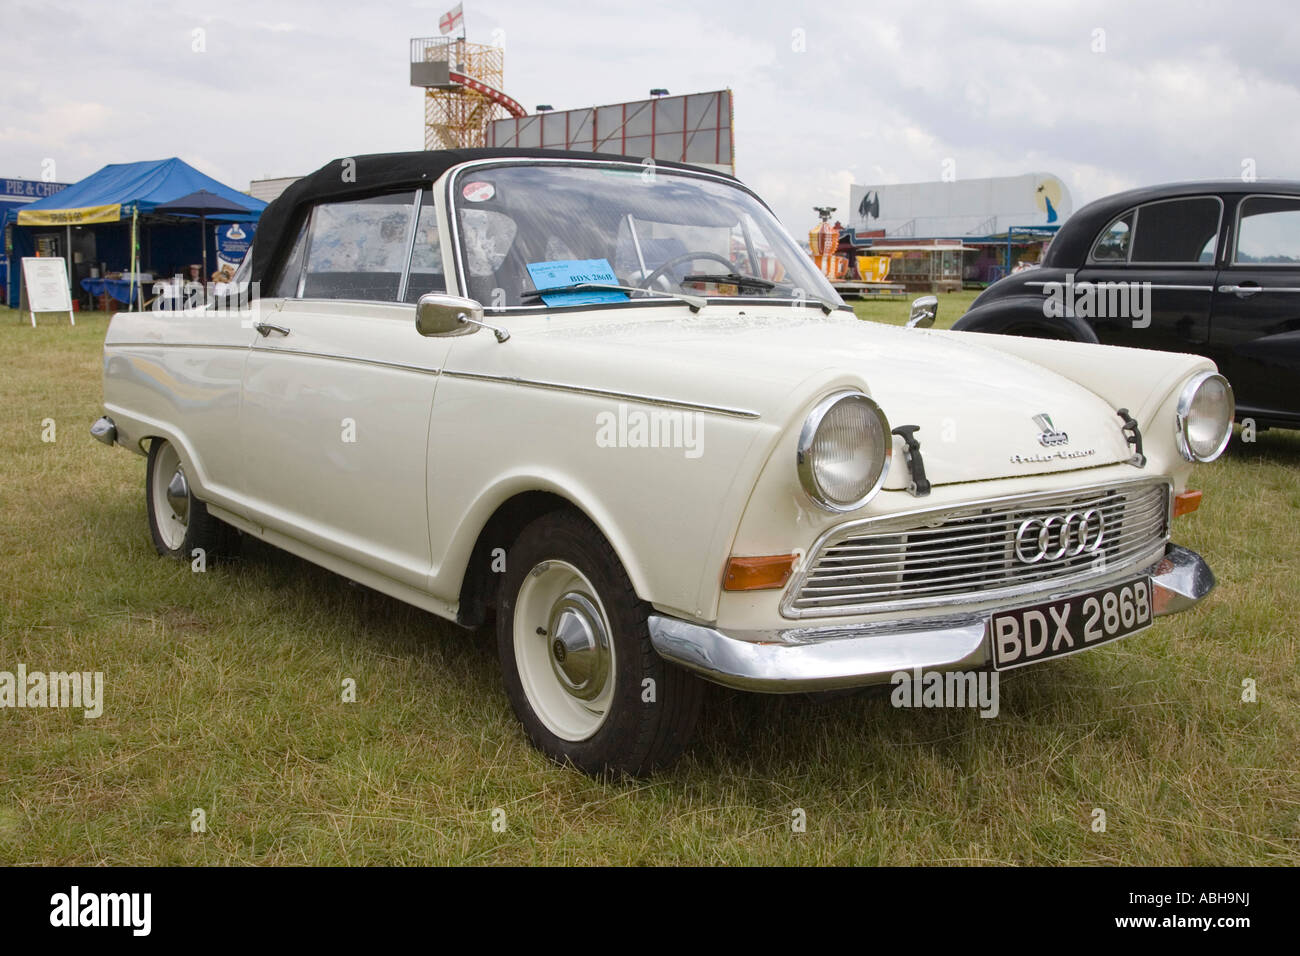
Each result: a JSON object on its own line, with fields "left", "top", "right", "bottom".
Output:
{"left": 102, "top": 305, "right": 254, "bottom": 509}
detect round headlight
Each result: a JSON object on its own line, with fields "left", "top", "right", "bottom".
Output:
{"left": 797, "top": 391, "right": 892, "bottom": 511}
{"left": 1176, "top": 371, "right": 1234, "bottom": 462}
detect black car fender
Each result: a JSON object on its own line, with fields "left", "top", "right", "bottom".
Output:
{"left": 952, "top": 297, "right": 1101, "bottom": 343}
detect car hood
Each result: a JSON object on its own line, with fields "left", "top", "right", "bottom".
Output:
{"left": 484, "top": 307, "right": 1137, "bottom": 488}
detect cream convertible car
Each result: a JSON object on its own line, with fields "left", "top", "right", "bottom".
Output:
{"left": 94, "top": 149, "right": 1230, "bottom": 775}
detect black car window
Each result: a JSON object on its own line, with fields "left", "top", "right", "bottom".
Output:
{"left": 1235, "top": 196, "right": 1300, "bottom": 265}
{"left": 300, "top": 193, "right": 418, "bottom": 301}
{"left": 1129, "top": 197, "right": 1221, "bottom": 264}
{"left": 1090, "top": 211, "right": 1133, "bottom": 261}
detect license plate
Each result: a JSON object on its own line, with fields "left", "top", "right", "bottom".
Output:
{"left": 990, "top": 576, "right": 1153, "bottom": 671}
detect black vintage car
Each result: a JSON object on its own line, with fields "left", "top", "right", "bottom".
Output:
{"left": 953, "top": 181, "right": 1300, "bottom": 429}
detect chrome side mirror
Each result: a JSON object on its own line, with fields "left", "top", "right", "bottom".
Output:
{"left": 415, "top": 293, "right": 509, "bottom": 342}
{"left": 906, "top": 295, "right": 938, "bottom": 329}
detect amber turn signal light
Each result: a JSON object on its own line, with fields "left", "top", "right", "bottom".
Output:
{"left": 1173, "top": 490, "right": 1202, "bottom": 518}
{"left": 723, "top": 554, "right": 796, "bottom": 591}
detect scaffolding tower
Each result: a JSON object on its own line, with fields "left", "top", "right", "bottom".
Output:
{"left": 410, "top": 36, "right": 525, "bottom": 150}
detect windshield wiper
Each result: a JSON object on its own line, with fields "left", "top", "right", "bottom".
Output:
{"left": 682, "top": 271, "right": 776, "bottom": 291}
{"left": 520, "top": 282, "right": 706, "bottom": 313}
{"left": 681, "top": 272, "right": 839, "bottom": 313}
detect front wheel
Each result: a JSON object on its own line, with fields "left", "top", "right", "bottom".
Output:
{"left": 145, "top": 438, "right": 237, "bottom": 560}
{"left": 496, "top": 511, "right": 703, "bottom": 776}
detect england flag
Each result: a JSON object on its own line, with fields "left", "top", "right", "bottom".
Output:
{"left": 439, "top": 3, "right": 464, "bottom": 36}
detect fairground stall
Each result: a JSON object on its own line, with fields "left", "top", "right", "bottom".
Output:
{"left": 7, "top": 158, "right": 265, "bottom": 311}
{"left": 0, "top": 176, "right": 72, "bottom": 305}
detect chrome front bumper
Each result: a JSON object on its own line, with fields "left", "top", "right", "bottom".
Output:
{"left": 648, "top": 544, "right": 1214, "bottom": 693}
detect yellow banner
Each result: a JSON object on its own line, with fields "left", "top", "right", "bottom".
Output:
{"left": 17, "top": 204, "right": 121, "bottom": 226}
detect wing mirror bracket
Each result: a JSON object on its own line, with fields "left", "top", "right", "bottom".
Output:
{"left": 906, "top": 295, "right": 938, "bottom": 329}
{"left": 415, "top": 293, "right": 510, "bottom": 343}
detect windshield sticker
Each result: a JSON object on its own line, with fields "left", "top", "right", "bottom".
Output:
{"left": 461, "top": 181, "right": 495, "bottom": 202}
{"left": 526, "top": 258, "right": 628, "bottom": 306}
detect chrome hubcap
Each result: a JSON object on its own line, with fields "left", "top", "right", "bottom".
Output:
{"left": 513, "top": 560, "right": 617, "bottom": 741}
{"left": 547, "top": 592, "right": 611, "bottom": 701}
{"left": 166, "top": 469, "right": 190, "bottom": 524}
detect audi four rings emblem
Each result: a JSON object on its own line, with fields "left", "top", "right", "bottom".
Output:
{"left": 1014, "top": 509, "right": 1106, "bottom": 564}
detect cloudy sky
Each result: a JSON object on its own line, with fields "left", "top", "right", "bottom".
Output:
{"left": 4, "top": 0, "right": 1299, "bottom": 230}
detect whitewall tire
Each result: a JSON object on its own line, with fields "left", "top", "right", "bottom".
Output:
{"left": 145, "top": 438, "right": 237, "bottom": 561}
{"left": 496, "top": 510, "right": 703, "bottom": 776}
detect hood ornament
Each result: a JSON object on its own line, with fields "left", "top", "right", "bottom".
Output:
{"left": 1033, "top": 413, "right": 1069, "bottom": 447}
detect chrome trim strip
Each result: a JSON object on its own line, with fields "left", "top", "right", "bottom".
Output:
{"left": 1025, "top": 281, "right": 1215, "bottom": 291}
{"left": 481, "top": 295, "right": 841, "bottom": 316}
{"left": 781, "top": 476, "right": 1172, "bottom": 619}
{"left": 395, "top": 187, "right": 425, "bottom": 304}
{"left": 104, "top": 342, "right": 443, "bottom": 377}
{"left": 651, "top": 544, "right": 1213, "bottom": 693}
{"left": 1219, "top": 285, "right": 1300, "bottom": 293}
{"left": 439, "top": 369, "right": 761, "bottom": 419}
{"left": 294, "top": 205, "right": 316, "bottom": 299}
{"left": 250, "top": 349, "right": 442, "bottom": 376}
{"left": 107, "top": 342, "right": 246, "bottom": 350}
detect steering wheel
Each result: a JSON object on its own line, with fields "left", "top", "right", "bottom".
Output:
{"left": 640, "top": 251, "right": 736, "bottom": 290}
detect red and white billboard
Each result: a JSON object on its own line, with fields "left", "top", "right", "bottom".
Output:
{"left": 485, "top": 89, "right": 734, "bottom": 174}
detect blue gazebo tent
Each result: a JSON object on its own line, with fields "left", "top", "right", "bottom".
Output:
{"left": 7, "top": 157, "right": 266, "bottom": 308}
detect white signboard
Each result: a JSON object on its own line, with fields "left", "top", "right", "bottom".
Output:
{"left": 486, "top": 90, "right": 736, "bottom": 175}
{"left": 20, "top": 257, "right": 74, "bottom": 327}
{"left": 848, "top": 173, "right": 1072, "bottom": 240}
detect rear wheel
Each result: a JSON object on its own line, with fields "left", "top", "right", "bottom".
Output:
{"left": 496, "top": 511, "right": 703, "bottom": 776}
{"left": 145, "top": 438, "right": 237, "bottom": 560}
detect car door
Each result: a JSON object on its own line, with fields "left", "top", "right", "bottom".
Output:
{"left": 1210, "top": 194, "right": 1300, "bottom": 424}
{"left": 1078, "top": 196, "right": 1223, "bottom": 355}
{"left": 239, "top": 188, "right": 456, "bottom": 590}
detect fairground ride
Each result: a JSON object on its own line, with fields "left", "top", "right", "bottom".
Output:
{"left": 409, "top": 35, "right": 526, "bottom": 149}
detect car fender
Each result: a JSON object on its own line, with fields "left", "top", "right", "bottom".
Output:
{"left": 952, "top": 298, "right": 1100, "bottom": 343}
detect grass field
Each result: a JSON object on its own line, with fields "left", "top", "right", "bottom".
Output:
{"left": 849, "top": 287, "right": 980, "bottom": 328}
{"left": 1, "top": 301, "right": 1296, "bottom": 865}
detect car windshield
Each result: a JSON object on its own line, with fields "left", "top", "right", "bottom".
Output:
{"left": 450, "top": 162, "right": 843, "bottom": 310}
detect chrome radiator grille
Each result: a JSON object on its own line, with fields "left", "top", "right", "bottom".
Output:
{"left": 784, "top": 480, "right": 1170, "bottom": 617}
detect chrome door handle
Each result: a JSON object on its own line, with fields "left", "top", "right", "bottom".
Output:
{"left": 254, "top": 322, "right": 290, "bottom": 337}
{"left": 1217, "top": 283, "right": 1261, "bottom": 298}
